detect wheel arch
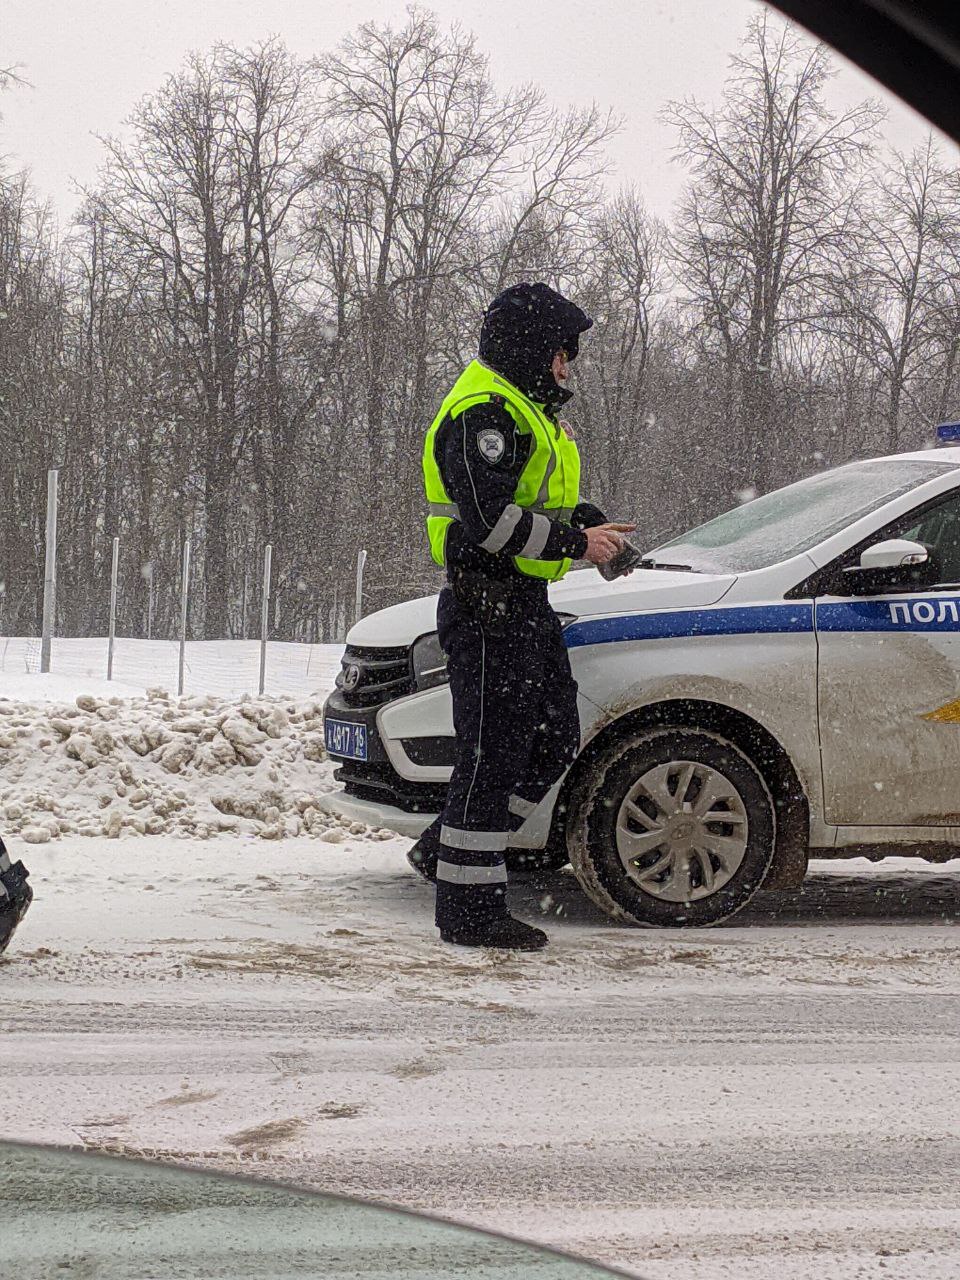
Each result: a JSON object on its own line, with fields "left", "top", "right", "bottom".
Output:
{"left": 557, "top": 698, "right": 810, "bottom": 888}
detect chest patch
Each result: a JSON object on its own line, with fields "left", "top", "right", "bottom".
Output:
{"left": 477, "top": 427, "right": 506, "bottom": 464}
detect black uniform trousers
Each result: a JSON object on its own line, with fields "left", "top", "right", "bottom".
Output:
{"left": 430, "top": 579, "right": 581, "bottom": 933}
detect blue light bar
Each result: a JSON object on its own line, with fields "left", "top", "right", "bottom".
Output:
{"left": 937, "top": 422, "right": 960, "bottom": 442}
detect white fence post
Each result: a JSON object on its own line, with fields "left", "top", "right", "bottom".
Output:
{"left": 40, "top": 468, "right": 59, "bottom": 674}
{"left": 178, "top": 539, "right": 191, "bottom": 697}
{"left": 145, "top": 562, "right": 154, "bottom": 641}
{"left": 259, "top": 543, "right": 272, "bottom": 696}
{"left": 107, "top": 536, "right": 119, "bottom": 680}
{"left": 355, "top": 548, "right": 367, "bottom": 627}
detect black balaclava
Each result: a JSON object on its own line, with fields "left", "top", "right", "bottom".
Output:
{"left": 478, "top": 282, "right": 593, "bottom": 410}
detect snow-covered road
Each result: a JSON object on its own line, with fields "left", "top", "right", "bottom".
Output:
{"left": 4, "top": 835, "right": 960, "bottom": 1280}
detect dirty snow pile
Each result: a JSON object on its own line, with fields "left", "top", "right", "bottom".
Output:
{"left": 0, "top": 687, "right": 382, "bottom": 844}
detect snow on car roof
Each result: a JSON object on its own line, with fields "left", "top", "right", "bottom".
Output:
{"left": 878, "top": 446, "right": 960, "bottom": 467}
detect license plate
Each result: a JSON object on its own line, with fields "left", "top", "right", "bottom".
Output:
{"left": 324, "top": 718, "right": 369, "bottom": 761}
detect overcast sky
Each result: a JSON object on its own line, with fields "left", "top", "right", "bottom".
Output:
{"left": 2, "top": 0, "right": 955, "bottom": 232}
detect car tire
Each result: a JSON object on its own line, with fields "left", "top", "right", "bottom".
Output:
{"left": 568, "top": 727, "right": 776, "bottom": 927}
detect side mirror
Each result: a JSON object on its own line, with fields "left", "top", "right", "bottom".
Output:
{"left": 841, "top": 538, "right": 931, "bottom": 595}
{"left": 855, "top": 538, "right": 929, "bottom": 571}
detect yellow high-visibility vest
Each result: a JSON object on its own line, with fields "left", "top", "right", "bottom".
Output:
{"left": 422, "top": 360, "right": 581, "bottom": 581}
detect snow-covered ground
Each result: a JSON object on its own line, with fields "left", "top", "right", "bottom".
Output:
{"left": 2, "top": 645, "right": 960, "bottom": 1279}
{"left": 4, "top": 834, "right": 960, "bottom": 1280}
{"left": 0, "top": 635, "right": 343, "bottom": 701}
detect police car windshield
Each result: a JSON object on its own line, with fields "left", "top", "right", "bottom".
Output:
{"left": 650, "top": 458, "right": 957, "bottom": 573}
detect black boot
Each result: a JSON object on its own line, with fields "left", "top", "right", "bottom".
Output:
{"left": 440, "top": 915, "right": 548, "bottom": 951}
{"left": 435, "top": 863, "right": 547, "bottom": 950}
{"left": 406, "top": 822, "right": 441, "bottom": 883}
{"left": 0, "top": 855, "right": 33, "bottom": 956}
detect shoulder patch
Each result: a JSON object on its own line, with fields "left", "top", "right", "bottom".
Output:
{"left": 477, "top": 427, "right": 506, "bottom": 464}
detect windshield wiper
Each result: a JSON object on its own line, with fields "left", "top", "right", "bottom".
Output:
{"left": 640, "top": 558, "right": 695, "bottom": 572}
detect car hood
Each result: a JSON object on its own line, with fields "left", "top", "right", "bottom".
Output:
{"left": 347, "top": 568, "right": 736, "bottom": 648}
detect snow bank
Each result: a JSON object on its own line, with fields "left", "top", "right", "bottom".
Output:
{"left": 0, "top": 687, "right": 384, "bottom": 843}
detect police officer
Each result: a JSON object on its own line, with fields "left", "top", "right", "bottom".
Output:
{"left": 412, "top": 282, "right": 633, "bottom": 950}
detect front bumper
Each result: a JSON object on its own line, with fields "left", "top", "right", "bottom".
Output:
{"left": 324, "top": 688, "right": 452, "bottom": 813}
{"left": 315, "top": 791, "right": 433, "bottom": 838}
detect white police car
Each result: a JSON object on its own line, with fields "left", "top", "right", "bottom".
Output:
{"left": 322, "top": 429, "right": 960, "bottom": 926}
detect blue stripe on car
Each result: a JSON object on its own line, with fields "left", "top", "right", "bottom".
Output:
{"left": 815, "top": 599, "right": 960, "bottom": 631}
{"left": 563, "top": 603, "right": 813, "bottom": 649}
{"left": 563, "top": 597, "right": 960, "bottom": 649}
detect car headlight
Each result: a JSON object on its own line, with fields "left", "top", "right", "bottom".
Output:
{"left": 411, "top": 631, "right": 449, "bottom": 691}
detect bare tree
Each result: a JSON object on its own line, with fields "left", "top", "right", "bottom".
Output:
{"left": 309, "top": 9, "right": 557, "bottom": 610}
{"left": 666, "top": 14, "right": 880, "bottom": 489}
{"left": 90, "top": 39, "right": 321, "bottom": 634}
{"left": 0, "top": 173, "right": 66, "bottom": 632}
{"left": 574, "top": 191, "right": 666, "bottom": 515}
{"left": 832, "top": 139, "right": 960, "bottom": 451}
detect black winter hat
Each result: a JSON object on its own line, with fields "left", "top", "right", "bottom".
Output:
{"left": 480, "top": 281, "right": 593, "bottom": 362}
{"left": 478, "top": 282, "right": 593, "bottom": 404}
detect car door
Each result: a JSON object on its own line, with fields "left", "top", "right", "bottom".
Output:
{"left": 815, "top": 487, "right": 960, "bottom": 827}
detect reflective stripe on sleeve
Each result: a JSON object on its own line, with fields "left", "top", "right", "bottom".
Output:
{"left": 479, "top": 503, "right": 524, "bottom": 553}
{"left": 440, "top": 825, "right": 509, "bottom": 852}
{"left": 508, "top": 794, "right": 537, "bottom": 819}
{"left": 436, "top": 860, "right": 509, "bottom": 885}
{"left": 429, "top": 502, "right": 460, "bottom": 518}
{"left": 518, "top": 512, "right": 551, "bottom": 559}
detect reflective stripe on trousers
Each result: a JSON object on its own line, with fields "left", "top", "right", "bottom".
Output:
{"left": 435, "top": 858, "right": 508, "bottom": 886}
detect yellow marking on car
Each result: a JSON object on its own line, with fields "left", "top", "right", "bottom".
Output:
{"left": 922, "top": 697, "right": 960, "bottom": 723}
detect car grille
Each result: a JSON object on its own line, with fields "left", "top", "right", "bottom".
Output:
{"left": 336, "top": 644, "right": 413, "bottom": 709}
{"left": 335, "top": 761, "right": 448, "bottom": 813}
